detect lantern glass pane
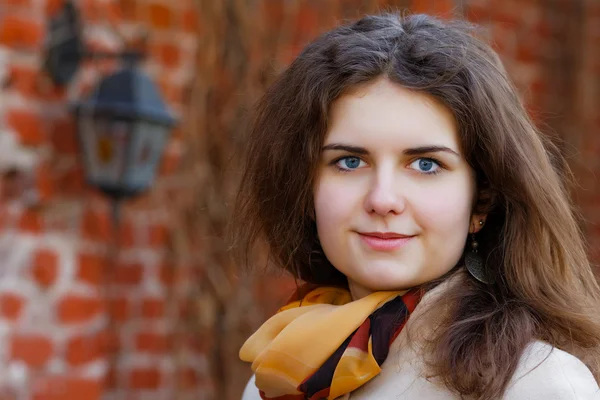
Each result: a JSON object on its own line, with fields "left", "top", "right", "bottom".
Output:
{"left": 79, "top": 115, "right": 132, "bottom": 189}
{"left": 122, "top": 121, "right": 169, "bottom": 191}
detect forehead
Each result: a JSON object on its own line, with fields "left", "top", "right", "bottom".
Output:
{"left": 326, "top": 78, "right": 460, "bottom": 150}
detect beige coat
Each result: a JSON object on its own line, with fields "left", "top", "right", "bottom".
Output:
{"left": 241, "top": 276, "right": 600, "bottom": 399}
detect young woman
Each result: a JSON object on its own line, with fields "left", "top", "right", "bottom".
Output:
{"left": 232, "top": 13, "right": 600, "bottom": 400}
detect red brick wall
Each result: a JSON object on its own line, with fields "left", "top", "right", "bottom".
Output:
{"left": 568, "top": 0, "right": 600, "bottom": 262}
{"left": 0, "top": 0, "right": 205, "bottom": 399}
{"left": 0, "top": 1, "right": 598, "bottom": 400}
{"left": 463, "top": 0, "right": 600, "bottom": 262}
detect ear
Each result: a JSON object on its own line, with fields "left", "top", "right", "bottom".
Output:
{"left": 470, "top": 183, "right": 495, "bottom": 234}
{"left": 469, "top": 214, "right": 487, "bottom": 234}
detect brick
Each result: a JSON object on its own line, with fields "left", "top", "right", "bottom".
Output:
{"left": 168, "top": 84, "right": 185, "bottom": 105}
{"left": 411, "top": 0, "right": 454, "bottom": 17}
{"left": 591, "top": 2, "right": 600, "bottom": 18}
{"left": 83, "top": 0, "right": 122, "bottom": 24}
{"left": 56, "top": 164, "right": 85, "bottom": 195}
{"left": 178, "top": 297, "right": 192, "bottom": 320}
{"left": 126, "top": 193, "right": 153, "bottom": 211}
{"left": 100, "top": 329, "right": 120, "bottom": 355}
{"left": 57, "top": 294, "right": 103, "bottom": 324}
{"left": 181, "top": 7, "right": 200, "bottom": 33}
{"left": 534, "top": 20, "right": 554, "bottom": 39}
{"left": 3, "top": 0, "right": 32, "bottom": 6}
{"left": 155, "top": 42, "right": 180, "bottom": 69}
{"left": 104, "top": 366, "right": 117, "bottom": 389}
{"left": 11, "top": 334, "right": 53, "bottom": 368}
{"left": 32, "top": 376, "right": 101, "bottom": 400}
{"left": 35, "top": 164, "right": 55, "bottom": 202}
{"left": 263, "top": 1, "right": 285, "bottom": 27}
{"left": 116, "top": 218, "right": 135, "bottom": 248}
{"left": 0, "top": 293, "right": 26, "bottom": 321}
{"left": 148, "top": 223, "right": 169, "bottom": 247}
{"left": 188, "top": 263, "right": 203, "bottom": 284}
{"left": 49, "top": 117, "right": 78, "bottom": 155}
{"left": 256, "top": 276, "right": 296, "bottom": 313}
{"left": 45, "top": 0, "right": 66, "bottom": 17}
{"left": 187, "top": 331, "right": 212, "bottom": 354}
{"left": 77, "top": 253, "right": 105, "bottom": 285}
{"left": 8, "top": 65, "right": 38, "bottom": 97}
{"left": 170, "top": 126, "right": 184, "bottom": 141}
{"left": 81, "top": 208, "right": 112, "bottom": 243}
{"left": 5, "top": 109, "right": 45, "bottom": 146}
{"left": 108, "top": 296, "right": 130, "bottom": 322}
{"left": 1, "top": 170, "right": 26, "bottom": 202}
{"left": 158, "top": 262, "right": 174, "bottom": 286}
{"left": 490, "top": 24, "right": 515, "bottom": 55}
{"left": 493, "top": 9, "right": 519, "bottom": 26}
{"left": 141, "top": 297, "right": 165, "bottom": 319}
{"left": 107, "top": 3, "right": 123, "bottom": 24}
{"left": 9, "top": 66, "right": 66, "bottom": 101}
{"left": 156, "top": 77, "right": 184, "bottom": 105}
{"left": 147, "top": 2, "right": 173, "bottom": 30}
{"left": 135, "top": 331, "right": 170, "bottom": 353}
{"left": 18, "top": 209, "right": 43, "bottom": 233}
{"left": 516, "top": 42, "right": 540, "bottom": 63}
{"left": 295, "top": 3, "right": 319, "bottom": 38}
{"left": 128, "top": 367, "right": 162, "bottom": 389}
{"left": 0, "top": 15, "right": 44, "bottom": 49}
{"left": 32, "top": 248, "right": 59, "bottom": 288}
{"left": 159, "top": 147, "right": 181, "bottom": 175}
{"left": 65, "top": 333, "right": 102, "bottom": 366}
{"left": 118, "top": 0, "right": 138, "bottom": 20}
{"left": 114, "top": 262, "right": 143, "bottom": 285}
{"left": 178, "top": 367, "right": 199, "bottom": 389}
{"left": 78, "top": 0, "right": 102, "bottom": 21}
{"left": 1, "top": 168, "right": 39, "bottom": 204}
{"left": 465, "top": 4, "right": 491, "bottom": 23}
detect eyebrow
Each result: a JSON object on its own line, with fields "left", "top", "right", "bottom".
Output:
{"left": 321, "top": 143, "right": 461, "bottom": 158}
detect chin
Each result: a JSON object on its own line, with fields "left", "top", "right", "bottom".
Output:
{"left": 357, "top": 270, "right": 421, "bottom": 291}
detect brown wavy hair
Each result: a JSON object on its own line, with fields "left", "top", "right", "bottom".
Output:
{"left": 230, "top": 12, "right": 600, "bottom": 399}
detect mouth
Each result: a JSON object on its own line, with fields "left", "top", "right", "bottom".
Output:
{"left": 357, "top": 232, "right": 415, "bottom": 251}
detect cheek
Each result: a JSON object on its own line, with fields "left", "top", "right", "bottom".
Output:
{"left": 414, "top": 179, "right": 474, "bottom": 231}
{"left": 313, "top": 179, "right": 359, "bottom": 234}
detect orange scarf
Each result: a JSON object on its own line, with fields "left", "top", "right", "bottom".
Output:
{"left": 239, "top": 286, "right": 422, "bottom": 399}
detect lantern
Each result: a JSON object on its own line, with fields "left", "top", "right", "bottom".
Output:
{"left": 44, "top": 1, "right": 177, "bottom": 200}
{"left": 74, "top": 67, "right": 177, "bottom": 199}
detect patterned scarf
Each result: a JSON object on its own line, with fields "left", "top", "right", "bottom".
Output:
{"left": 239, "top": 285, "right": 424, "bottom": 400}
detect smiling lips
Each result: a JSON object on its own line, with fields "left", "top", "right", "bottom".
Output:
{"left": 358, "top": 231, "right": 415, "bottom": 251}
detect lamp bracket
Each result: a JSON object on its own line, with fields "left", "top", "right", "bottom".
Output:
{"left": 44, "top": 0, "right": 145, "bottom": 86}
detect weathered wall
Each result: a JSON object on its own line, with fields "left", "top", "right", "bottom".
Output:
{"left": 0, "top": 0, "right": 597, "bottom": 399}
{"left": 0, "top": 0, "right": 207, "bottom": 399}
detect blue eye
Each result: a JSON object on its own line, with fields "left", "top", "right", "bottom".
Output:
{"left": 410, "top": 158, "right": 441, "bottom": 174}
{"left": 335, "top": 156, "right": 366, "bottom": 171}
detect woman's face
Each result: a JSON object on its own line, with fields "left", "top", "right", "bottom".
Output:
{"left": 313, "top": 78, "right": 484, "bottom": 299}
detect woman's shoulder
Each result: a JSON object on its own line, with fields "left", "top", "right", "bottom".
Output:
{"left": 505, "top": 340, "right": 600, "bottom": 399}
{"left": 240, "top": 341, "right": 600, "bottom": 400}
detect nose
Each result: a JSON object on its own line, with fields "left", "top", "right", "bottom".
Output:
{"left": 363, "top": 167, "right": 405, "bottom": 216}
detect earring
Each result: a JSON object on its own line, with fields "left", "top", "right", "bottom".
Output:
{"left": 465, "top": 228, "right": 494, "bottom": 284}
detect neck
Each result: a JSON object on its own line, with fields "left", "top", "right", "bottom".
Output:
{"left": 348, "top": 279, "right": 374, "bottom": 301}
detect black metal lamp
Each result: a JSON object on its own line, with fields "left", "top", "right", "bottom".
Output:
{"left": 44, "top": 0, "right": 177, "bottom": 203}
{"left": 74, "top": 68, "right": 176, "bottom": 199}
